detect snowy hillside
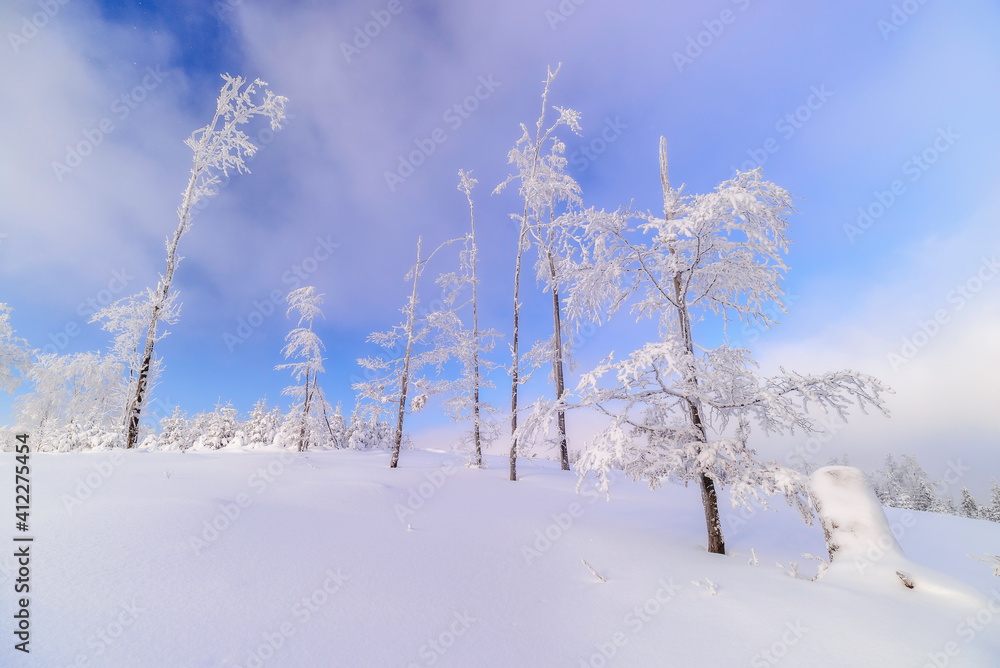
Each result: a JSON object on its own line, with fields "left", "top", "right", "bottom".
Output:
{"left": 3, "top": 448, "right": 999, "bottom": 667}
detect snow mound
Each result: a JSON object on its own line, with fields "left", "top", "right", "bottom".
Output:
{"left": 810, "top": 465, "right": 904, "bottom": 563}
{"left": 810, "top": 465, "right": 987, "bottom": 605}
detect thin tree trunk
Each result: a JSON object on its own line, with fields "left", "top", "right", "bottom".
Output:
{"left": 314, "top": 374, "right": 336, "bottom": 442}
{"left": 391, "top": 237, "right": 422, "bottom": 469}
{"left": 546, "top": 246, "right": 569, "bottom": 471}
{"left": 298, "top": 368, "right": 311, "bottom": 452}
{"left": 661, "top": 136, "right": 725, "bottom": 555}
{"left": 468, "top": 194, "right": 483, "bottom": 468}
{"left": 509, "top": 68, "right": 560, "bottom": 482}
{"left": 509, "top": 220, "right": 527, "bottom": 481}
{"left": 123, "top": 93, "right": 242, "bottom": 449}
{"left": 124, "top": 166, "right": 203, "bottom": 449}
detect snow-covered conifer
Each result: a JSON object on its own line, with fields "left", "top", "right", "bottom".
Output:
{"left": 910, "top": 478, "right": 935, "bottom": 513}
{"left": 276, "top": 287, "right": 332, "bottom": 452}
{"left": 959, "top": 488, "right": 981, "bottom": 519}
{"left": 244, "top": 398, "right": 283, "bottom": 448}
{"left": 157, "top": 406, "right": 191, "bottom": 451}
{"left": 194, "top": 400, "right": 240, "bottom": 450}
{"left": 328, "top": 404, "right": 348, "bottom": 449}
{"left": 344, "top": 405, "right": 394, "bottom": 451}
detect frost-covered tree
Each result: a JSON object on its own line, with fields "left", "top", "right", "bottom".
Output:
{"left": 548, "top": 139, "right": 890, "bottom": 555}
{"left": 344, "top": 404, "right": 393, "bottom": 451}
{"left": 276, "top": 287, "right": 333, "bottom": 452}
{"left": 0, "top": 304, "right": 32, "bottom": 395}
{"left": 156, "top": 406, "right": 191, "bottom": 451}
{"left": 959, "top": 488, "right": 982, "bottom": 519}
{"left": 13, "top": 351, "right": 123, "bottom": 450}
{"left": 327, "top": 404, "right": 348, "bottom": 449}
{"left": 871, "top": 454, "right": 906, "bottom": 507}
{"left": 428, "top": 171, "right": 503, "bottom": 466}
{"left": 193, "top": 400, "right": 240, "bottom": 450}
{"left": 910, "top": 477, "right": 936, "bottom": 513}
{"left": 989, "top": 479, "right": 1000, "bottom": 523}
{"left": 355, "top": 237, "right": 455, "bottom": 468}
{"left": 92, "top": 288, "right": 180, "bottom": 437}
{"left": 865, "top": 454, "right": 968, "bottom": 516}
{"left": 494, "top": 64, "right": 584, "bottom": 479}
{"left": 124, "top": 75, "right": 287, "bottom": 449}
{"left": 243, "top": 398, "right": 283, "bottom": 448}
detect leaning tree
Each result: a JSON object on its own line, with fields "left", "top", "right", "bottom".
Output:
{"left": 123, "top": 75, "right": 286, "bottom": 449}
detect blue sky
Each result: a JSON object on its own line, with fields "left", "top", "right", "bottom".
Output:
{"left": 1, "top": 0, "right": 999, "bottom": 492}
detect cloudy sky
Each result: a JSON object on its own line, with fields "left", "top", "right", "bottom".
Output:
{"left": 1, "top": 0, "right": 998, "bottom": 493}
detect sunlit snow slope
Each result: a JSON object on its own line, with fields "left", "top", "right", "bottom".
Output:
{"left": 1, "top": 448, "right": 998, "bottom": 667}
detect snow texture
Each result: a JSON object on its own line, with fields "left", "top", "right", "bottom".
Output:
{"left": 1, "top": 450, "right": 998, "bottom": 667}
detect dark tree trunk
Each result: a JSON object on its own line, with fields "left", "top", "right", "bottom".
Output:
{"left": 391, "top": 237, "right": 422, "bottom": 469}
{"left": 663, "top": 136, "right": 726, "bottom": 555}
{"left": 467, "top": 187, "right": 483, "bottom": 468}
{"left": 547, "top": 248, "right": 569, "bottom": 471}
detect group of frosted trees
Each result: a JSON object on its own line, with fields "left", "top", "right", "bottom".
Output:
{"left": 7, "top": 67, "right": 974, "bottom": 556}
{"left": 148, "top": 397, "right": 391, "bottom": 453}
{"left": 865, "top": 454, "right": 1000, "bottom": 523}
{"left": 342, "top": 65, "right": 894, "bottom": 554}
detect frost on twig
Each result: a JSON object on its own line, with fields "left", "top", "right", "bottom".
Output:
{"left": 896, "top": 570, "right": 915, "bottom": 589}
{"left": 692, "top": 578, "right": 718, "bottom": 595}
{"left": 582, "top": 559, "right": 607, "bottom": 583}
{"left": 776, "top": 561, "right": 801, "bottom": 579}
{"left": 802, "top": 553, "right": 829, "bottom": 581}
{"left": 968, "top": 553, "right": 1000, "bottom": 576}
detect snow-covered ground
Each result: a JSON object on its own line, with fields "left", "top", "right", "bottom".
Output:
{"left": 2, "top": 448, "right": 999, "bottom": 667}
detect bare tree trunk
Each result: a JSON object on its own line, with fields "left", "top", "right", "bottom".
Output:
{"left": 391, "top": 237, "right": 422, "bottom": 469}
{"left": 546, "top": 246, "right": 569, "bottom": 471}
{"left": 468, "top": 194, "right": 483, "bottom": 468}
{"left": 509, "top": 220, "right": 527, "bottom": 481}
{"left": 698, "top": 471, "right": 725, "bottom": 554}
{"left": 508, "top": 69, "right": 561, "bottom": 482}
{"left": 298, "top": 368, "right": 311, "bottom": 452}
{"left": 661, "top": 136, "right": 725, "bottom": 554}
{"left": 314, "top": 374, "right": 336, "bottom": 443}
{"left": 124, "top": 167, "right": 203, "bottom": 449}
